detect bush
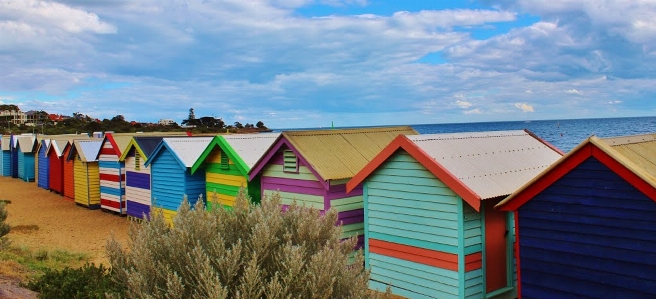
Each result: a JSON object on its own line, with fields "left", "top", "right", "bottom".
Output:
{"left": 25, "top": 263, "right": 119, "bottom": 299}
{"left": 0, "top": 202, "right": 10, "bottom": 248}
{"left": 107, "top": 190, "right": 389, "bottom": 299}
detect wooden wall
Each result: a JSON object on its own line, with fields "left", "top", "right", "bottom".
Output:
{"left": 204, "top": 148, "right": 250, "bottom": 209}
{"left": 261, "top": 148, "right": 324, "bottom": 209}
{"left": 124, "top": 149, "right": 151, "bottom": 219}
{"left": 517, "top": 157, "right": 656, "bottom": 298}
{"left": 0, "top": 150, "right": 7, "bottom": 176}
{"left": 37, "top": 143, "right": 49, "bottom": 189}
{"left": 10, "top": 137, "right": 17, "bottom": 178}
{"left": 364, "top": 151, "right": 485, "bottom": 299}
{"left": 18, "top": 148, "right": 35, "bottom": 182}
{"left": 99, "top": 140, "right": 125, "bottom": 214}
{"left": 62, "top": 146, "right": 75, "bottom": 200}
{"left": 151, "top": 148, "right": 205, "bottom": 226}
{"left": 73, "top": 153, "right": 100, "bottom": 208}
{"left": 48, "top": 150, "right": 63, "bottom": 193}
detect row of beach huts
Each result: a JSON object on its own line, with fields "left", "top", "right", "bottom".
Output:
{"left": 1, "top": 126, "right": 655, "bottom": 299}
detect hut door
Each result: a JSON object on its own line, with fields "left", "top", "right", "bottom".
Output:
{"left": 484, "top": 199, "right": 508, "bottom": 293}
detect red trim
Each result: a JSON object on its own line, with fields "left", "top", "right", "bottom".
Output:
{"left": 100, "top": 199, "right": 124, "bottom": 209}
{"left": 497, "top": 143, "right": 592, "bottom": 211}
{"left": 369, "top": 239, "right": 459, "bottom": 271}
{"left": 524, "top": 129, "right": 565, "bottom": 156}
{"left": 347, "top": 135, "right": 482, "bottom": 211}
{"left": 99, "top": 173, "right": 122, "bottom": 182}
{"left": 464, "top": 252, "right": 483, "bottom": 272}
{"left": 591, "top": 146, "right": 656, "bottom": 202}
{"left": 514, "top": 210, "right": 522, "bottom": 299}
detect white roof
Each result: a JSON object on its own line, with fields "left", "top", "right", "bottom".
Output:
{"left": 48, "top": 139, "right": 70, "bottom": 157}
{"left": 408, "top": 130, "right": 563, "bottom": 200}
{"left": 1, "top": 136, "right": 9, "bottom": 151}
{"left": 75, "top": 140, "right": 103, "bottom": 162}
{"left": 222, "top": 133, "right": 280, "bottom": 169}
{"left": 17, "top": 136, "right": 37, "bottom": 153}
{"left": 164, "top": 137, "right": 213, "bottom": 168}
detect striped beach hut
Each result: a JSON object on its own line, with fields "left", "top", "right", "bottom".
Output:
{"left": 16, "top": 135, "right": 37, "bottom": 182}
{"left": 68, "top": 140, "right": 103, "bottom": 209}
{"left": 36, "top": 139, "right": 51, "bottom": 189}
{"left": 249, "top": 127, "right": 418, "bottom": 250}
{"left": 496, "top": 134, "right": 656, "bottom": 298}
{"left": 191, "top": 133, "right": 279, "bottom": 209}
{"left": 99, "top": 132, "right": 190, "bottom": 215}
{"left": 1, "top": 135, "right": 10, "bottom": 176}
{"left": 346, "top": 130, "right": 563, "bottom": 299}
{"left": 47, "top": 139, "right": 69, "bottom": 194}
{"left": 119, "top": 136, "right": 189, "bottom": 220}
{"left": 145, "top": 137, "right": 213, "bottom": 225}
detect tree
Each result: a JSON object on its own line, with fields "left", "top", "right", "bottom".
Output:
{"left": 256, "top": 121, "right": 265, "bottom": 129}
{"left": 245, "top": 123, "right": 254, "bottom": 129}
{"left": 182, "top": 108, "right": 200, "bottom": 127}
{"left": 234, "top": 121, "right": 243, "bottom": 129}
{"left": 107, "top": 191, "right": 390, "bottom": 299}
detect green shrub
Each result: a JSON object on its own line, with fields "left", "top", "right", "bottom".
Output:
{"left": 26, "top": 263, "right": 119, "bottom": 299}
{"left": 0, "top": 202, "right": 10, "bottom": 248}
{"left": 108, "top": 190, "right": 389, "bottom": 299}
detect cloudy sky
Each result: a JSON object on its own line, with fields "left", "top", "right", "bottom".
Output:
{"left": 1, "top": 0, "right": 656, "bottom": 128}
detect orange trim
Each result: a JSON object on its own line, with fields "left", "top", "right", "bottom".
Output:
{"left": 591, "top": 146, "right": 656, "bottom": 202}
{"left": 497, "top": 144, "right": 592, "bottom": 211}
{"left": 464, "top": 252, "right": 483, "bottom": 272}
{"left": 347, "top": 135, "right": 482, "bottom": 211}
{"left": 369, "top": 239, "right": 459, "bottom": 271}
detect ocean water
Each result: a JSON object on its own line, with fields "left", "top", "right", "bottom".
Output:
{"left": 412, "top": 116, "right": 656, "bottom": 153}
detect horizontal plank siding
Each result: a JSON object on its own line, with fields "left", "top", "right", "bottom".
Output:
{"left": 73, "top": 155, "right": 89, "bottom": 206}
{"left": 0, "top": 150, "right": 8, "bottom": 176}
{"left": 63, "top": 147, "right": 75, "bottom": 200}
{"left": 518, "top": 157, "right": 656, "bottom": 298}
{"left": 464, "top": 269, "right": 484, "bottom": 299}
{"left": 261, "top": 151, "right": 324, "bottom": 209}
{"left": 37, "top": 145, "right": 49, "bottom": 189}
{"left": 151, "top": 149, "right": 190, "bottom": 213}
{"left": 124, "top": 152, "right": 151, "bottom": 219}
{"left": 204, "top": 148, "right": 250, "bottom": 209}
{"left": 365, "top": 151, "right": 463, "bottom": 299}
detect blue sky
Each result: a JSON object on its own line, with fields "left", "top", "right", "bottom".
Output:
{"left": 1, "top": 0, "right": 656, "bottom": 128}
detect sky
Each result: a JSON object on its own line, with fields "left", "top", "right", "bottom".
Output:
{"left": 1, "top": 0, "right": 656, "bottom": 128}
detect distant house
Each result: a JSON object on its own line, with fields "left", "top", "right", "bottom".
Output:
{"left": 158, "top": 119, "right": 176, "bottom": 126}
{"left": 0, "top": 110, "right": 27, "bottom": 125}
{"left": 347, "top": 130, "right": 563, "bottom": 299}
{"left": 48, "top": 114, "right": 70, "bottom": 124}
{"left": 496, "top": 134, "right": 656, "bottom": 298}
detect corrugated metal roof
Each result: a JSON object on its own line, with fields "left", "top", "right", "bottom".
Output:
{"left": 108, "top": 132, "right": 189, "bottom": 156}
{"left": 17, "top": 136, "right": 37, "bottom": 153}
{"left": 163, "top": 137, "right": 213, "bottom": 168}
{"left": 601, "top": 134, "right": 656, "bottom": 179}
{"left": 285, "top": 126, "right": 418, "bottom": 180}
{"left": 408, "top": 130, "right": 563, "bottom": 200}
{"left": 223, "top": 133, "right": 280, "bottom": 169}
{"left": 134, "top": 137, "right": 166, "bottom": 158}
{"left": 74, "top": 140, "right": 103, "bottom": 162}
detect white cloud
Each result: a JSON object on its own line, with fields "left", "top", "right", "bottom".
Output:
{"left": 464, "top": 108, "right": 482, "bottom": 114}
{"left": 514, "top": 103, "right": 535, "bottom": 112}
{"left": 564, "top": 88, "right": 582, "bottom": 95}
{"left": 0, "top": 0, "right": 116, "bottom": 34}
{"left": 456, "top": 100, "right": 473, "bottom": 108}
{"left": 608, "top": 100, "right": 622, "bottom": 104}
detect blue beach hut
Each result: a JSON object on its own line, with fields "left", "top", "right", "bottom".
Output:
{"left": 0, "top": 135, "right": 9, "bottom": 176}
{"left": 37, "top": 139, "right": 51, "bottom": 189}
{"left": 16, "top": 135, "right": 37, "bottom": 182}
{"left": 145, "top": 137, "right": 213, "bottom": 225}
{"left": 496, "top": 134, "right": 656, "bottom": 298}
{"left": 347, "top": 130, "right": 563, "bottom": 299}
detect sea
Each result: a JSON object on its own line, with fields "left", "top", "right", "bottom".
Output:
{"left": 278, "top": 116, "right": 656, "bottom": 153}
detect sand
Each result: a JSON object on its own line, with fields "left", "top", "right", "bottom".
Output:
{"left": 0, "top": 176, "right": 130, "bottom": 265}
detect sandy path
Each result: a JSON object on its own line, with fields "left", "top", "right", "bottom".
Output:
{"left": 1, "top": 177, "right": 130, "bottom": 265}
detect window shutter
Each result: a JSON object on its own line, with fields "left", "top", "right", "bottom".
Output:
{"left": 221, "top": 152, "right": 229, "bottom": 170}
{"left": 283, "top": 150, "right": 298, "bottom": 173}
{"left": 135, "top": 151, "right": 140, "bottom": 171}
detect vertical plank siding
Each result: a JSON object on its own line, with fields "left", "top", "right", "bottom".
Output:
{"left": 99, "top": 141, "right": 125, "bottom": 213}
{"left": 18, "top": 147, "right": 35, "bottom": 182}
{"left": 62, "top": 146, "right": 75, "bottom": 200}
{"left": 48, "top": 150, "right": 64, "bottom": 193}
{"left": 518, "top": 157, "right": 656, "bottom": 298}
{"left": 37, "top": 142, "right": 49, "bottom": 189}
{"left": 124, "top": 150, "right": 152, "bottom": 219}
{"left": 73, "top": 153, "right": 101, "bottom": 208}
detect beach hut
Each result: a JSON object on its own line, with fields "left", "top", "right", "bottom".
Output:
{"left": 68, "top": 140, "right": 103, "bottom": 209}
{"left": 1, "top": 135, "right": 10, "bottom": 176}
{"left": 345, "top": 130, "right": 563, "bottom": 299}
{"left": 496, "top": 134, "right": 656, "bottom": 298}
{"left": 36, "top": 139, "right": 51, "bottom": 189}
{"left": 119, "top": 136, "right": 189, "bottom": 220}
{"left": 191, "top": 133, "right": 280, "bottom": 209}
{"left": 47, "top": 139, "right": 68, "bottom": 194}
{"left": 10, "top": 135, "right": 18, "bottom": 178}
{"left": 145, "top": 137, "right": 213, "bottom": 225}
{"left": 16, "top": 135, "right": 37, "bottom": 182}
{"left": 248, "top": 126, "right": 418, "bottom": 249}
{"left": 62, "top": 141, "right": 76, "bottom": 200}
{"left": 99, "top": 132, "right": 190, "bottom": 215}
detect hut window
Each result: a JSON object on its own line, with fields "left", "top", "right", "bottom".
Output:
{"left": 283, "top": 150, "right": 298, "bottom": 173}
{"left": 135, "top": 152, "right": 141, "bottom": 171}
{"left": 220, "top": 152, "right": 229, "bottom": 170}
